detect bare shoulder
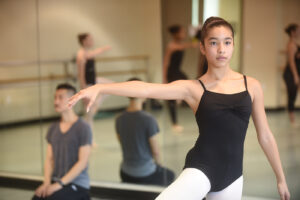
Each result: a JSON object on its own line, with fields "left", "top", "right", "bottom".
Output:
{"left": 77, "top": 49, "right": 85, "bottom": 59}
{"left": 246, "top": 76, "right": 261, "bottom": 90}
{"left": 245, "top": 76, "right": 264, "bottom": 102}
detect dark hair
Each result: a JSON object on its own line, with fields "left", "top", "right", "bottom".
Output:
{"left": 200, "top": 17, "right": 234, "bottom": 45}
{"left": 127, "top": 77, "right": 142, "bottom": 100}
{"left": 56, "top": 83, "right": 77, "bottom": 96}
{"left": 78, "top": 33, "right": 89, "bottom": 46}
{"left": 198, "top": 17, "right": 234, "bottom": 77}
{"left": 168, "top": 25, "right": 182, "bottom": 35}
{"left": 285, "top": 24, "right": 298, "bottom": 37}
{"left": 195, "top": 29, "right": 202, "bottom": 40}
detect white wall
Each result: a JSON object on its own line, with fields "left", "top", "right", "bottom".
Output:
{"left": 0, "top": 0, "right": 162, "bottom": 123}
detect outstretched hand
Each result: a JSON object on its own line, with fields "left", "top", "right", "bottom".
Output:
{"left": 68, "top": 85, "right": 100, "bottom": 112}
{"left": 278, "top": 181, "right": 290, "bottom": 200}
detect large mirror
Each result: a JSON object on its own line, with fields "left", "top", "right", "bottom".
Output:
{"left": 1, "top": 0, "right": 299, "bottom": 199}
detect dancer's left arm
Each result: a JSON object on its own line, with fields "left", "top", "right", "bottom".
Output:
{"left": 251, "top": 79, "right": 290, "bottom": 200}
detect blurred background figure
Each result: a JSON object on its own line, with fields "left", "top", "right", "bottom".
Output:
{"left": 115, "top": 78, "right": 175, "bottom": 186}
{"left": 163, "top": 25, "right": 197, "bottom": 133}
{"left": 194, "top": 28, "right": 208, "bottom": 77}
{"left": 76, "top": 33, "right": 112, "bottom": 145}
{"left": 283, "top": 24, "right": 300, "bottom": 125}
{"left": 32, "top": 84, "right": 92, "bottom": 200}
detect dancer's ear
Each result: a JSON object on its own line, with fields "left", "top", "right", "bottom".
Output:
{"left": 199, "top": 42, "right": 206, "bottom": 56}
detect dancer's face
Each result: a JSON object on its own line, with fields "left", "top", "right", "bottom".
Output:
{"left": 294, "top": 26, "right": 300, "bottom": 39}
{"left": 175, "top": 28, "right": 186, "bottom": 40}
{"left": 200, "top": 26, "right": 234, "bottom": 68}
{"left": 54, "top": 89, "right": 72, "bottom": 113}
{"left": 84, "top": 34, "right": 94, "bottom": 48}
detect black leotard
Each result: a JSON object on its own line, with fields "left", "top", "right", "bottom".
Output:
{"left": 284, "top": 45, "right": 300, "bottom": 75}
{"left": 167, "top": 50, "right": 187, "bottom": 82}
{"left": 283, "top": 45, "right": 300, "bottom": 111}
{"left": 184, "top": 75, "right": 252, "bottom": 192}
{"left": 85, "top": 58, "right": 96, "bottom": 85}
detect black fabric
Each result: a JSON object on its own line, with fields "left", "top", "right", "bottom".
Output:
{"left": 166, "top": 50, "right": 188, "bottom": 124}
{"left": 120, "top": 165, "right": 175, "bottom": 186}
{"left": 283, "top": 45, "right": 300, "bottom": 112}
{"left": 167, "top": 50, "right": 187, "bottom": 82}
{"left": 167, "top": 100, "right": 177, "bottom": 124}
{"left": 184, "top": 75, "right": 252, "bottom": 192}
{"left": 32, "top": 184, "right": 90, "bottom": 200}
{"left": 85, "top": 59, "right": 96, "bottom": 85}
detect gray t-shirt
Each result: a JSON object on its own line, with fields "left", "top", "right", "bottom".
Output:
{"left": 115, "top": 111, "right": 159, "bottom": 177}
{"left": 46, "top": 118, "right": 92, "bottom": 189}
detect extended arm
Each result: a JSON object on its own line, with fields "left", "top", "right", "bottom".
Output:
{"left": 68, "top": 80, "right": 193, "bottom": 112}
{"left": 85, "top": 45, "right": 111, "bottom": 59}
{"left": 251, "top": 80, "right": 290, "bottom": 200}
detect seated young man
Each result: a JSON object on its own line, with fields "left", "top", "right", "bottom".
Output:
{"left": 115, "top": 78, "right": 175, "bottom": 186}
{"left": 33, "top": 83, "right": 92, "bottom": 200}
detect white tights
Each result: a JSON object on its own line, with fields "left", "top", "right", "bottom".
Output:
{"left": 155, "top": 168, "right": 243, "bottom": 200}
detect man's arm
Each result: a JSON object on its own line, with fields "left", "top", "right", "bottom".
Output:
{"left": 149, "top": 134, "right": 161, "bottom": 165}
{"left": 35, "top": 144, "right": 54, "bottom": 198}
{"left": 60, "top": 145, "right": 91, "bottom": 185}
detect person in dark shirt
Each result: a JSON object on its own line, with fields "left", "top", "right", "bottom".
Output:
{"left": 33, "top": 83, "right": 92, "bottom": 200}
{"left": 115, "top": 78, "right": 174, "bottom": 186}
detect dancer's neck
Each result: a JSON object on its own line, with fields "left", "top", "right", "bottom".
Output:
{"left": 206, "top": 65, "right": 232, "bottom": 81}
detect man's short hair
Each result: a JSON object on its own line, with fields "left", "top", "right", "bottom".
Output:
{"left": 56, "top": 83, "right": 77, "bottom": 96}
{"left": 127, "top": 77, "right": 142, "bottom": 100}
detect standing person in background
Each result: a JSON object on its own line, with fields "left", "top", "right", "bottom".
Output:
{"left": 33, "top": 83, "right": 92, "bottom": 200}
{"left": 76, "top": 33, "right": 112, "bottom": 144}
{"left": 115, "top": 78, "right": 175, "bottom": 186}
{"left": 283, "top": 24, "right": 300, "bottom": 125}
{"left": 163, "top": 25, "right": 197, "bottom": 132}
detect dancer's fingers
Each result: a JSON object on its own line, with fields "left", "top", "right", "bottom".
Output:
{"left": 68, "top": 91, "right": 84, "bottom": 108}
{"left": 86, "top": 96, "right": 96, "bottom": 113}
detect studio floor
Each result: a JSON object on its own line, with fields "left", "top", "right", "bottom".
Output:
{"left": 0, "top": 106, "right": 299, "bottom": 199}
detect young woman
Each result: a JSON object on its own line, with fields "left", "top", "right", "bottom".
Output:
{"left": 76, "top": 33, "right": 112, "bottom": 141}
{"left": 69, "top": 17, "right": 290, "bottom": 200}
{"left": 163, "top": 25, "right": 197, "bottom": 132}
{"left": 283, "top": 24, "right": 300, "bottom": 124}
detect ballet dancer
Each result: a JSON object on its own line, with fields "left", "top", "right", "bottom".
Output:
{"left": 76, "top": 33, "right": 112, "bottom": 142}
{"left": 163, "top": 25, "right": 197, "bottom": 132}
{"left": 69, "top": 17, "right": 290, "bottom": 200}
{"left": 283, "top": 24, "right": 300, "bottom": 125}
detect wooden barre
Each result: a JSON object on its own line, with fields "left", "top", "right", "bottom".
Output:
{"left": 0, "top": 55, "right": 149, "bottom": 67}
{"left": 0, "top": 69, "right": 147, "bottom": 85}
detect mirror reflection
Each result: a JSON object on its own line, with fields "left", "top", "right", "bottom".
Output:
{"left": 0, "top": 0, "right": 299, "bottom": 200}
